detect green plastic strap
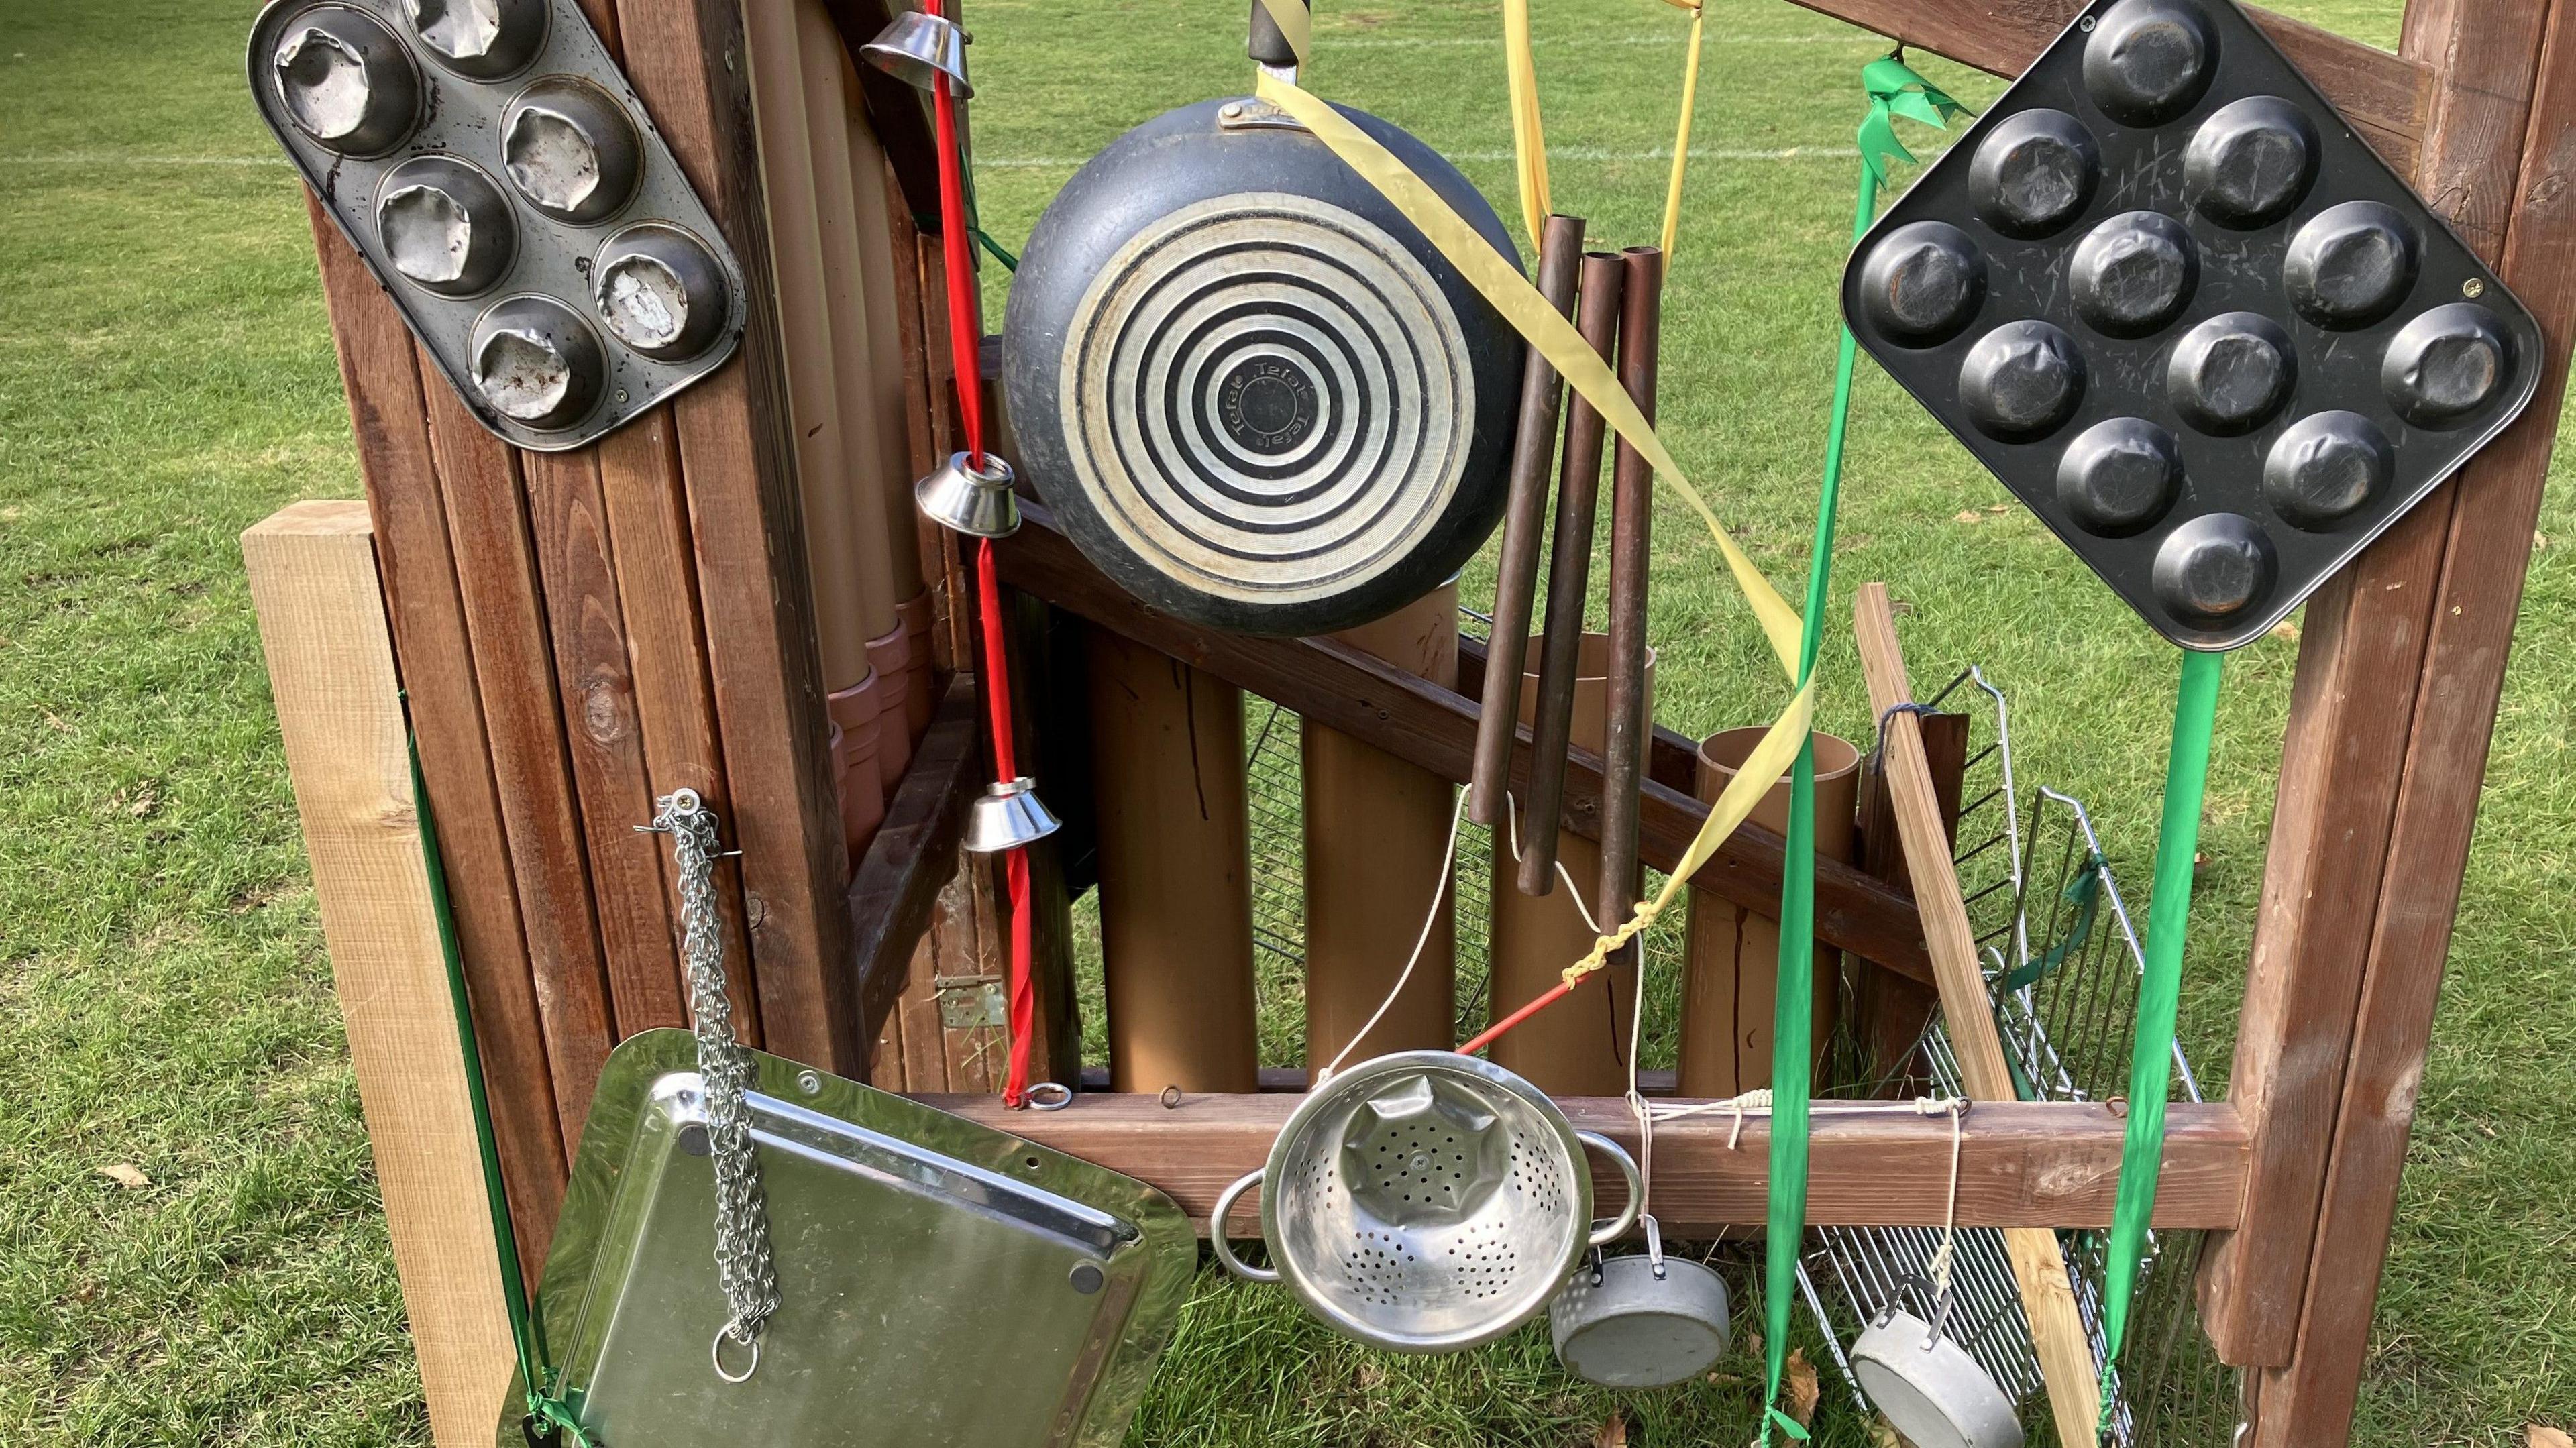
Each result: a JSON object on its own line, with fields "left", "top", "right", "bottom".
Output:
{"left": 409, "top": 732, "right": 593, "bottom": 1447}
{"left": 2093, "top": 647, "right": 2225, "bottom": 1433}
{"left": 1758, "top": 58, "right": 1964, "bottom": 1443}
{"left": 2000, "top": 850, "right": 2104, "bottom": 994}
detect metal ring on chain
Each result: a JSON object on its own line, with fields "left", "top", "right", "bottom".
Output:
{"left": 1059, "top": 192, "right": 1475, "bottom": 611}
{"left": 711, "top": 1325, "right": 759, "bottom": 1384}
{"left": 1024, "top": 1080, "right": 1075, "bottom": 1111}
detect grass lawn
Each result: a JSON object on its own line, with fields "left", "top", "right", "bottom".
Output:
{"left": 3, "top": 0, "right": 2569, "bottom": 1444}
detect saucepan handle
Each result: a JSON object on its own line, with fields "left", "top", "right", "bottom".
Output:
{"left": 1248, "top": 0, "right": 1309, "bottom": 68}
{"left": 1576, "top": 1131, "right": 1645, "bottom": 1248}
{"left": 1208, "top": 1169, "right": 1281, "bottom": 1282}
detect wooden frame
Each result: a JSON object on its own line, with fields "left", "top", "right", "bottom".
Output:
{"left": 269, "top": 0, "right": 2576, "bottom": 1443}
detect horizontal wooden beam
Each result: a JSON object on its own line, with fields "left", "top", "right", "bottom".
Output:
{"left": 916, "top": 1092, "right": 2249, "bottom": 1233}
{"left": 991, "top": 503, "right": 1937, "bottom": 983}
{"left": 1785, "top": 0, "right": 2428, "bottom": 174}
{"left": 848, "top": 675, "right": 983, "bottom": 1060}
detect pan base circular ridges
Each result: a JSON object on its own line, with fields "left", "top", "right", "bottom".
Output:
{"left": 1840, "top": 0, "right": 2544, "bottom": 649}
{"left": 1061, "top": 194, "right": 1475, "bottom": 615}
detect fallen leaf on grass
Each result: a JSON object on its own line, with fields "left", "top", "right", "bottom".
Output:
{"left": 1593, "top": 1410, "right": 1626, "bottom": 1448}
{"left": 1985, "top": 502, "right": 2010, "bottom": 514}
{"left": 2536, "top": 531, "right": 2550, "bottom": 551}
{"left": 1868, "top": 1412, "right": 1911, "bottom": 1448}
{"left": 1953, "top": 510, "right": 1982, "bottom": 524}
{"left": 2527, "top": 1425, "right": 2572, "bottom": 1448}
{"left": 1784, "top": 1348, "right": 1820, "bottom": 1428}
{"left": 2269, "top": 620, "right": 2300, "bottom": 643}
{"left": 97, "top": 1164, "right": 150, "bottom": 1188}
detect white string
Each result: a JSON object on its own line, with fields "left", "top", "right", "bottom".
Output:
{"left": 1319, "top": 787, "right": 1471, "bottom": 1082}
{"left": 1503, "top": 791, "right": 1603, "bottom": 935}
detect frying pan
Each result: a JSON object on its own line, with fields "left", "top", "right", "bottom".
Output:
{"left": 1002, "top": 0, "right": 1525, "bottom": 637}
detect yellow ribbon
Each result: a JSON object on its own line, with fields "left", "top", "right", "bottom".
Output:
{"left": 1252, "top": 72, "right": 1816, "bottom": 991}
{"left": 1253, "top": 0, "right": 1311, "bottom": 68}
{"left": 1501, "top": 0, "right": 1552, "bottom": 247}
{"left": 1660, "top": 1, "right": 1707, "bottom": 259}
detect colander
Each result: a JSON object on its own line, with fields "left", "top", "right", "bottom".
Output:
{"left": 1208, "top": 1050, "right": 1641, "bottom": 1353}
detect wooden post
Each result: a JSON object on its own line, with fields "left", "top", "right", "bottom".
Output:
{"left": 2224, "top": 1, "right": 2576, "bottom": 1437}
{"left": 2198, "top": 0, "right": 2555, "bottom": 1375}
{"left": 1678, "top": 728, "right": 1860, "bottom": 1098}
{"left": 1304, "top": 583, "right": 1462, "bottom": 1067}
{"left": 245, "top": 502, "right": 513, "bottom": 1448}
{"left": 305, "top": 214, "right": 567, "bottom": 1268}
{"left": 1085, "top": 630, "right": 1260, "bottom": 1095}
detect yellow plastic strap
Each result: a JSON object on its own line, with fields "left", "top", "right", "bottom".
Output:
{"left": 1252, "top": 72, "right": 1815, "bottom": 985}
{"left": 1502, "top": 0, "right": 1552, "bottom": 245}
{"left": 1660, "top": 2, "right": 1707, "bottom": 260}
{"left": 1257, "top": 74, "right": 1805, "bottom": 675}
{"left": 1254, "top": 0, "right": 1311, "bottom": 67}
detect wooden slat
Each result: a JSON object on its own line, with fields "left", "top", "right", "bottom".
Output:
{"left": 594, "top": 412, "right": 764, "bottom": 1044}
{"left": 991, "top": 502, "right": 1937, "bottom": 983}
{"left": 419, "top": 376, "right": 620, "bottom": 1141}
{"left": 2199, "top": 0, "right": 2555, "bottom": 1370}
{"left": 523, "top": 446, "right": 690, "bottom": 1037}
{"left": 1782, "top": 0, "right": 2428, "bottom": 173}
{"left": 849, "top": 677, "right": 982, "bottom": 1053}
{"left": 1855, "top": 583, "right": 2100, "bottom": 1447}
{"left": 2245, "top": 1, "right": 2576, "bottom": 1435}
{"left": 246, "top": 502, "right": 516, "bottom": 1448}
{"left": 616, "top": 0, "right": 863, "bottom": 1073}
{"left": 305, "top": 212, "right": 566, "bottom": 1270}
{"left": 917, "top": 1092, "right": 2249, "bottom": 1234}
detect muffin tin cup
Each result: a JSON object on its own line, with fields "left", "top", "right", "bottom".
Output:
{"left": 1843, "top": 0, "right": 2543, "bottom": 650}
{"left": 250, "top": 0, "right": 745, "bottom": 451}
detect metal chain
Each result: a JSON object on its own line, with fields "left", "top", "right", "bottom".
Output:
{"left": 643, "top": 789, "right": 780, "bottom": 1378}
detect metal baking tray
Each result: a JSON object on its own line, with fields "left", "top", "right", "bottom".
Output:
{"left": 1843, "top": 0, "right": 2542, "bottom": 649}
{"left": 506, "top": 1031, "right": 1195, "bottom": 1447}
{"left": 250, "top": 0, "right": 745, "bottom": 451}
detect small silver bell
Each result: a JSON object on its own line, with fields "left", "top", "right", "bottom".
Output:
{"left": 963, "top": 777, "right": 1060, "bottom": 854}
{"left": 916, "top": 450, "right": 1020, "bottom": 537}
{"left": 860, "top": 10, "right": 971, "bottom": 98}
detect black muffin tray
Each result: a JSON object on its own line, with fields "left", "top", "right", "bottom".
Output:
{"left": 1843, "top": 0, "right": 2542, "bottom": 649}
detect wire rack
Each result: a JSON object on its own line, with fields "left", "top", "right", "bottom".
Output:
{"left": 1796, "top": 668, "right": 2242, "bottom": 1447}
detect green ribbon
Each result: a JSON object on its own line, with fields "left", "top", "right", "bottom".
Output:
{"left": 1756, "top": 56, "right": 1958, "bottom": 1446}
{"left": 2000, "top": 850, "right": 2104, "bottom": 995}
{"left": 2094, "top": 649, "right": 2224, "bottom": 1433}
{"left": 1857, "top": 53, "right": 1971, "bottom": 186}
{"left": 409, "top": 730, "right": 593, "bottom": 1447}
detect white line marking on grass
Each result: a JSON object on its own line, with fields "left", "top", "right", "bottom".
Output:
{"left": 0, "top": 154, "right": 288, "bottom": 166}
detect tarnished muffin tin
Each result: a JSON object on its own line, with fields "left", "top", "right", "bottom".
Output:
{"left": 250, "top": 0, "right": 745, "bottom": 451}
{"left": 1843, "top": 0, "right": 2542, "bottom": 649}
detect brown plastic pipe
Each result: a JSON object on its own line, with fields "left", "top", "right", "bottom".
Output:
{"left": 1516, "top": 252, "right": 1627, "bottom": 896}
{"left": 1598, "top": 245, "right": 1663, "bottom": 968}
{"left": 1304, "top": 581, "right": 1460, "bottom": 1068}
{"left": 1678, "top": 728, "right": 1860, "bottom": 1097}
{"left": 1488, "top": 633, "right": 1650, "bottom": 1096}
{"left": 1085, "top": 628, "right": 1260, "bottom": 1094}
{"left": 1468, "top": 214, "right": 1585, "bottom": 829}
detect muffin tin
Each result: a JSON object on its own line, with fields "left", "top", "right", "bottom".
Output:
{"left": 1843, "top": 0, "right": 2543, "bottom": 649}
{"left": 251, "top": 0, "right": 745, "bottom": 451}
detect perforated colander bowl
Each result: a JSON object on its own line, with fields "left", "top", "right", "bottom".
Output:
{"left": 1210, "top": 1051, "right": 1640, "bottom": 1353}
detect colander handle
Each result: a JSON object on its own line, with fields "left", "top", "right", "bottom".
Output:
{"left": 1208, "top": 1169, "right": 1281, "bottom": 1282}
{"left": 1576, "top": 1131, "right": 1644, "bottom": 1248}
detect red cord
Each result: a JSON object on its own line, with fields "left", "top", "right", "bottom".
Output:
{"left": 930, "top": 2, "right": 985, "bottom": 469}
{"left": 1458, "top": 981, "right": 1572, "bottom": 1058}
{"left": 929, "top": 5, "right": 1034, "bottom": 1106}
